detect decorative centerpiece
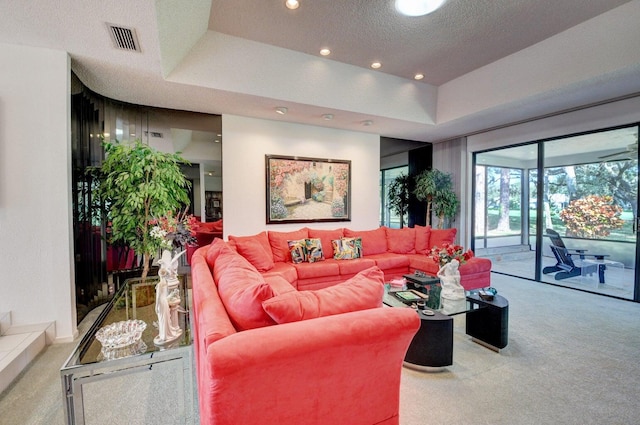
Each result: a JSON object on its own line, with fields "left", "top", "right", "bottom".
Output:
{"left": 95, "top": 319, "right": 147, "bottom": 360}
{"left": 431, "top": 244, "right": 472, "bottom": 300}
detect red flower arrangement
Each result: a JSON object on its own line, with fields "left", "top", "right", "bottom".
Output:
{"left": 430, "top": 244, "right": 472, "bottom": 268}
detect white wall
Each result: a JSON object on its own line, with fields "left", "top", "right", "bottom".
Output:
{"left": 467, "top": 96, "right": 640, "bottom": 152}
{"left": 222, "top": 115, "right": 380, "bottom": 237}
{"left": 0, "top": 43, "right": 76, "bottom": 341}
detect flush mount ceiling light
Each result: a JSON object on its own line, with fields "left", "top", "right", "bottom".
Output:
{"left": 322, "top": 114, "right": 334, "bottom": 120}
{"left": 395, "top": 0, "right": 446, "bottom": 16}
{"left": 320, "top": 48, "right": 331, "bottom": 56}
{"left": 285, "top": 0, "right": 299, "bottom": 10}
{"left": 414, "top": 73, "right": 424, "bottom": 80}
{"left": 275, "top": 106, "right": 288, "bottom": 115}
{"left": 371, "top": 62, "right": 382, "bottom": 69}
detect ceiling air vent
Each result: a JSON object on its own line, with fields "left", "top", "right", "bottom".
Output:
{"left": 107, "top": 24, "right": 141, "bottom": 52}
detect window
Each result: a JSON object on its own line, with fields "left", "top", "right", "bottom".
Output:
{"left": 380, "top": 166, "right": 409, "bottom": 228}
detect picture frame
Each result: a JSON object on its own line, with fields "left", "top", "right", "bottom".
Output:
{"left": 266, "top": 154, "right": 351, "bottom": 224}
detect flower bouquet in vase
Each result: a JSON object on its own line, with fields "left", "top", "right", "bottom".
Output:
{"left": 430, "top": 244, "right": 472, "bottom": 300}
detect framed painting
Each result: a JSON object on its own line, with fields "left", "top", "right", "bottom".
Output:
{"left": 266, "top": 155, "right": 351, "bottom": 224}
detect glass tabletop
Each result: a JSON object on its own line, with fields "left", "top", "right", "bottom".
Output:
{"left": 384, "top": 282, "right": 474, "bottom": 316}
{"left": 63, "top": 276, "right": 192, "bottom": 368}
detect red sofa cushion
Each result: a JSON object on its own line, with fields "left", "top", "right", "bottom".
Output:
{"left": 268, "top": 229, "right": 309, "bottom": 263}
{"left": 307, "top": 228, "right": 344, "bottom": 259}
{"left": 366, "top": 253, "right": 410, "bottom": 270}
{"left": 386, "top": 227, "right": 416, "bottom": 254}
{"left": 210, "top": 240, "right": 276, "bottom": 330}
{"left": 236, "top": 238, "right": 275, "bottom": 272}
{"left": 261, "top": 262, "right": 298, "bottom": 284}
{"left": 262, "top": 266, "right": 384, "bottom": 323}
{"left": 293, "top": 260, "right": 340, "bottom": 279}
{"left": 429, "top": 228, "right": 457, "bottom": 248}
{"left": 228, "top": 231, "right": 274, "bottom": 271}
{"left": 414, "top": 225, "right": 432, "bottom": 254}
{"left": 344, "top": 227, "right": 387, "bottom": 255}
{"left": 336, "top": 257, "right": 377, "bottom": 275}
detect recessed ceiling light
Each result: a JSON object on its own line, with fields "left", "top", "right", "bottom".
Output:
{"left": 275, "top": 106, "right": 288, "bottom": 115}
{"left": 285, "top": 0, "right": 299, "bottom": 10}
{"left": 322, "top": 114, "right": 334, "bottom": 120}
{"left": 395, "top": 0, "right": 446, "bottom": 16}
{"left": 414, "top": 73, "right": 424, "bottom": 80}
{"left": 320, "top": 48, "right": 331, "bottom": 56}
{"left": 362, "top": 120, "right": 373, "bottom": 126}
{"left": 371, "top": 62, "right": 382, "bottom": 69}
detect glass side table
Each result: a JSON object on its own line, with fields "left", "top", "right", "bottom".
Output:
{"left": 60, "top": 276, "right": 195, "bottom": 425}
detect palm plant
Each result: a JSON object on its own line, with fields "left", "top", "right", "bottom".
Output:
{"left": 414, "top": 169, "right": 459, "bottom": 228}
{"left": 387, "top": 173, "right": 411, "bottom": 228}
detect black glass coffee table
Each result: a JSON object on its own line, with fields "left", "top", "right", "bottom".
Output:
{"left": 384, "top": 276, "right": 508, "bottom": 372}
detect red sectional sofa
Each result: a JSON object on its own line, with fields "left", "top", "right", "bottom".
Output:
{"left": 227, "top": 225, "right": 492, "bottom": 291}
{"left": 191, "top": 241, "right": 421, "bottom": 425}
{"left": 190, "top": 225, "right": 492, "bottom": 424}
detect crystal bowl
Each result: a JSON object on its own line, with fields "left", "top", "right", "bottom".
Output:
{"left": 95, "top": 319, "right": 147, "bottom": 350}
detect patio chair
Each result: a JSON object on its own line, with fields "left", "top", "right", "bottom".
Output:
{"left": 542, "top": 229, "right": 609, "bottom": 283}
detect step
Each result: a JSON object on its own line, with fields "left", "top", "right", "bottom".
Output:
{"left": 476, "top": 245, "right": 534, "bottom": 262}
{"left": 0, "top": 312, "right": 9, "bottom": 336}
{"left": 0, "top": 322, "right": 54, "bottom": 395}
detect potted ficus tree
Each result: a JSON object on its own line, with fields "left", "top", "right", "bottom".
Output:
{"left": 414, "top": 168, "right": 459, "bottom": 228}
{"left": 93, "top": 139, "right": 192, "bottom": 284}
{"left": 387, "top": 173, "right": 411, "bottom": 228}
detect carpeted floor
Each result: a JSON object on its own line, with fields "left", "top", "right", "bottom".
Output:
{"left": 1, "top": 273, "right": 639, "bottom": 424}
{"left": 400, "top": 274, "right": 640, "bottom": 425}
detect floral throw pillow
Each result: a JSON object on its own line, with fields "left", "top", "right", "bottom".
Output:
{"left": 332, "top": 237, "right": 362, "bottom": 260}
{"left": 306, "top": 238, "right": 325, "bottom": 263}
{"left": 343, "top": 237, "right": 362, "bottom": 258}
{"left": 287, "top": 239, "right": 307, "bottom": 264}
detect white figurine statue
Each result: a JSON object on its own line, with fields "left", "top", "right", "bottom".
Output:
{"left": 154, "top": 249, "right": 186, "bottom": 347}
{"left": 437, "top": 259, "right": 466, "bottom": 300}
{"left": 158, "top": 249, "right": 185, "bottom": 290}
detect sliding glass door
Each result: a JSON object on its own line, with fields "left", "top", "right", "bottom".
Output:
{"left": 474, "top": 125, "right": 639, "bottom": 301}
{"left": 475, "top": 144, "right": 537, "bottom": 280}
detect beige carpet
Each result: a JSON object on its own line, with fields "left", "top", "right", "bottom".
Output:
{"left": 1, "top": 274, "right": 639, "bottom": 424}
{"left": 400, "top": 274, "right": 640, "bottom": 425}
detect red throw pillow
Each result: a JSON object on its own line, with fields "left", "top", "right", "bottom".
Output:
{"left": 344, "top": 227, "right": 387, "bottom": 255}
{"left": 228, "top": 232, "right": 274, "bottom": 271}
{"left": 385, "top": 227, "right": 416, "bottom": 254}
{"left": 212, "top": 242, "right": 276, "bottom": 330}
{"left": 414, "top": 225, "right": 432, "bottom": 254}
{"left": 236, "top": 238, "right": 275, "bottom": 272}
{"left": 268, "top": 229, "right": 309, "bottom": 262}
{"left": 429, "top": 228, "right": 457, "bottom": 248}
{"left": 205, "top": 238, "right": 227, "bottom": 268}
{"left": 261, "top": 266, "right": 384, "bottom": 323}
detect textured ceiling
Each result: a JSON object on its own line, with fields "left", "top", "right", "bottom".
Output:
{"left": 209, "top": 0, "right": 631, "bottom": 85}
{"left": 0, "top": 0, "right": 639, "bottom": 144}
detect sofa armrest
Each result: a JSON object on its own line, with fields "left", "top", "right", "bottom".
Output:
{"left": 204, "top": 307, "right": 419, "bottom": 425}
